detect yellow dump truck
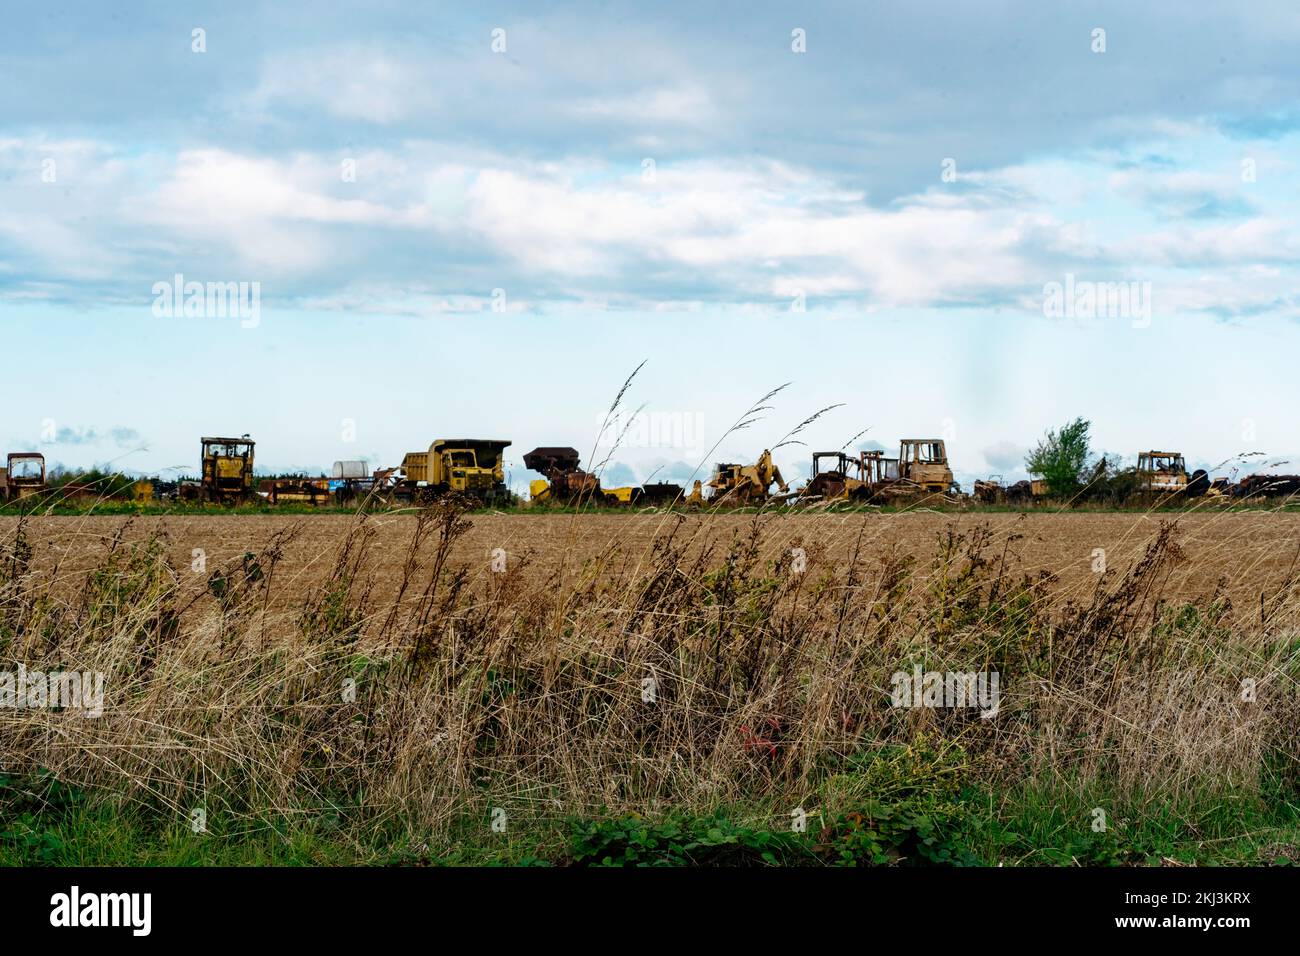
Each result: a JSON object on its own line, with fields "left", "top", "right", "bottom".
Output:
{"left": 399, "top": 439, "right": 512, "bottom": 503}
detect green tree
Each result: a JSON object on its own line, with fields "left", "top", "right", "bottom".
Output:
{"left": 1025, "top": 418, "right": 1092, "bottom": 499}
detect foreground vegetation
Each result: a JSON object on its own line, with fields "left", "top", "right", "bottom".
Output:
{"left": 1, "top": 502, "right": 1297, "bottom": 866}
{"left": 5, "top": 765, "right": 1297, "bottom": 866}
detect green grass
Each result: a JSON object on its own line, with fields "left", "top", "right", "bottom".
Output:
{"left": 4, "top": 763, "right": 1295, "bottom": 867}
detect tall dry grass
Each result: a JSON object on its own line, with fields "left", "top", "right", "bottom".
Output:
{"left": 0, "top": 503, "right": 1296, "bottom": 841}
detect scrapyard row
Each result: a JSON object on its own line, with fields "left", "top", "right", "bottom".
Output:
{"left": 3, "top": 435, "right": 1298, "bottom": 509}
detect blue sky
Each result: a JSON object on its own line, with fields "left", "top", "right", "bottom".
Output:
{"left": 3, "top": 1, "right": 1299, "bottom": 489}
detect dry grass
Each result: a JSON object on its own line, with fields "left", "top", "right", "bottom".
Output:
{"left": 0, "top": 503, "right": 1297, "bottom": 850}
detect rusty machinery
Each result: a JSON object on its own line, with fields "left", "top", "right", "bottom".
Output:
{"left": 801, "top": 451, "right": 873, "bottom": 501}
{"left": 523, "top": 447, "right": 683, "bottom": 506}
{"left": 799, "top": 439, "right": 958, "bottom": 503}
{"left": 1136, "top": 450, "right": 1214, "bottom": 497}
{"left": 196, "top": 435, "right": 256, "bottom": 504}
{"left": 524, "top": 446, "right": 606, "bottom": 504}
{"left": 1, "top": 452, "right": 46, "bottom": 502}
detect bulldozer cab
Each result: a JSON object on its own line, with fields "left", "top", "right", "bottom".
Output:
{"left": 860, "top": 450, "right": 899, "bottom": 483}
{"left": 803, "top": 452, "right": 853, "bottom": 499}
{"left": 1137, "top": 451, "right": 1188, "bottom": 492}
{"left": 4, "top": 452, "right": 46, "bottom": 501}
{"left": 897, "top": 439, "right": 953, "bottom": 492}
{"left": 900, "top": 439, "right": 947, "bottom": 464}
{"left": 811, "top": 452, "right": 852, "bottom": 477}
{"left": 1139, "top": 451, "right": 1185, "bottom": 474}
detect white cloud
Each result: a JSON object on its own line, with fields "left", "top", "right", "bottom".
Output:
{"left": 982, "top": 440, "right": 1028, "bottom": 474}
{"left": 570, "top": 84, "right": 717, "bottom": 125}
{"left": 248, "top": 47, "right": 439, "bottom": 124}
{"left": 3, "top": 133, "right": 1300, "bottom": 320}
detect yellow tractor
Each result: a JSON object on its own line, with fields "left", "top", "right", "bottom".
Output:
{"left": 399, "top": 438, "right": 512, "bottom": 504}
{"left": 705, "top": 449, "right": 789, "bottom": 505}
{"left": 197, "top": 436, "right": 256, "bottom": 503}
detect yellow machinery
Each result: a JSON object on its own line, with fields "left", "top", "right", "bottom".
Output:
{"left": 896, "top": 439, "right": 955, "bottom": 493}
{"left": 685, "top": 479, "right": 706, "bottom": 506}
{"left": 528, "top": 478, "right": 553, "bottom": 502}
{"left": 705, "top": 449, "right": 789, "bottom": 505}
{"left": 853, "top": 440, "right": 954, "bottom": 498}
{"left": 798, "top": 439, "right": 957, "bottom": 503}
{"left": 801, "top": 451, "right": 875, "bottom": 501}
{"left": 1137, "top": 450, "right": 1212, "bottom": 497}
{"left": 1137, "top": 451, "right": 1189, "bottom": 493}
{"left": 529, "top": 477, "right": 637, "bottom": 505}
{"left": 973, "top": 476, "right": 1045, "bottom": 504}
{"left": 400, "top": 438, "right": 511, "bottom": 503}
{"left": 260, "top": 477, "right": 332, "bottom": 505}
{"left": 523, "top": 447, "right": 601, "bottom": 504}
{"left": 523, "top": 447, "right": 650, "bottom": 506}
{"left": 198, "top": 436, "right": 256, "bottom": 503}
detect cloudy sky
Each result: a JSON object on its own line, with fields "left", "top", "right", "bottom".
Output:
{"left": 3, "top": 1, "right": 1298, "bottom": 488}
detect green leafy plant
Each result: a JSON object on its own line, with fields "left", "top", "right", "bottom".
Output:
{"left": 1025, "top": 417, "right": 1093, "bottom": 499}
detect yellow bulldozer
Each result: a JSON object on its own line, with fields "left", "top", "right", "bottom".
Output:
{"left": 1136, "top": 450, "right": 1215, "bottom": 497}
{"left": 799, "top": 439, "right": 957, "bottom": 503}
{"left": 895, "top": 438, "right": 956, "bottom": 493}
{"left": 800, "top": 451, "right": 875, "bottom": 501}
{"left": 193, "top": 436, "right": 256, "bottom": 504}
